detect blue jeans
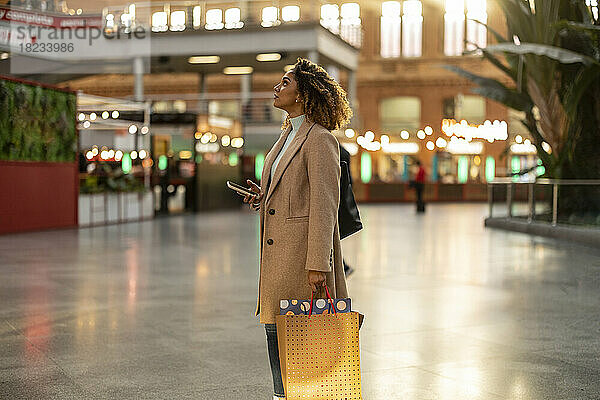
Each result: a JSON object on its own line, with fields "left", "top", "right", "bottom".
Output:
{"left": 265, "top": 323, "right": 285, "bottom": 398}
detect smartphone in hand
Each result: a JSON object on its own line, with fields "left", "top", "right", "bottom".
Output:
{"left": 226, "top": 181, "right": 254, "bottom": 197}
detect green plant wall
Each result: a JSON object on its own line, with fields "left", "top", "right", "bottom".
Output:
{"left": 0, "top": 78, "right": 77, "bottom": 162}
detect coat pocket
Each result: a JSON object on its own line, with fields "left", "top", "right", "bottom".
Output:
{"left": 285, "top": 215, "right": 309, "bottom": 223}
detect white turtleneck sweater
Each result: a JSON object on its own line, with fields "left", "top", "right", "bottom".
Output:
{"left": 270, "top": 114, "right": 305, "bottom": 179}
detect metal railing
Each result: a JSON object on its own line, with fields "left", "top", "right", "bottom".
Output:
{"left": 138, "top": 91, "right": 286, "bottom": 125}
{"left": 488, "top": 178, "right": 600, "bottom": 227}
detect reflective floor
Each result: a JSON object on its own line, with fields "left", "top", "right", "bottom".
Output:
{"left": 1, "top": 204, "right": 599, "bottom": 400}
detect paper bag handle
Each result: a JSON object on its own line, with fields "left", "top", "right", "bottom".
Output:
{"left": 309, "top": 284, "right": 337, "bottom": 317}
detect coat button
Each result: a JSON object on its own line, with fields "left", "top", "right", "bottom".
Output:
{"left": 267, "top": 239, "right": 274, "bottom": 245}
{"left": 269, "top": 209, "right": 275, "bottom": 215}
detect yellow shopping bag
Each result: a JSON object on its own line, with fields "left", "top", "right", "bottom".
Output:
{"left": 276, "top": 287, "right": 363, "bottom": 400}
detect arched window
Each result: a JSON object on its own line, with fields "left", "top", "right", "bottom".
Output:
{"left": 381, "top": 1, "right": 422, "bottom": 58}
{"left": 321, "top": 3, "right": 362, "bottom": 46}
{"left": 466, "top": 0, "right": 487, "bottom": 51}
{"left": 205, "top": 9, "right": 224, "bottom": 30}
{"left": 340, "top": 3, "right": 361, "bottom": 47}
{"left": 320, "top": 4, "right": 340, "bottom": 34}
{"left": 444, "top": 0, "right": 487, "bottom": 56}
{"left": 381, "top": 1, "right": 401, "bottom": 58}
{"left": 402, "top": 0, "right": 423, "bottom": 57}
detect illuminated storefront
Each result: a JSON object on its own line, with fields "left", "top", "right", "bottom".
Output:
{"left": 340, "top": 114, "right": 546, "bottom": 202}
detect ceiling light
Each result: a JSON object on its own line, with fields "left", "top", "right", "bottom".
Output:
{"left": 188, "top": 55, "right": 221, "bottom": 64}
{"left": 223, "top": 66, "right": 254, "bottom": 75}
{"left": 256, "top": 53, "right": 282, "bottom": 62}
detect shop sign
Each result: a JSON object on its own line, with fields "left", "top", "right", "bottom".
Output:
{"left": 381, "top": 142, "right": 419, "bottom": 154}
{"left": 208, "top": 115, "right": 233, "bottom": 129}
{"left": 442, "top": 119, "right": 508, "bottom": 142}
{"left": 446, "top": 138, "right": 483, "bottom": 154}
{"left": 195, "top": 142, "right": 219, "bottom": 153}
{"left": 0, "top": 7, "right": 103, "bottom": 29}
{"left": 510, "top": 143, "right": 537, "bottom": 154}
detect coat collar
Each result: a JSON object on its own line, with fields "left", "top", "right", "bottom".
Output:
{"left": 260, "top": 124, "right": 292, "bottom": 195}
{"left": 265, "top": 118, "right": 316, "bottom": 203}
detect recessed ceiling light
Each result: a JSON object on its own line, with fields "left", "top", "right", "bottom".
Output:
{"left": 256, "top": 53, "right": 281, "bottom": 62}
{"left": 188, "top": 55, "right": 220, "bottom": 64}
{"left": 223, "top": 66, "right": 254, "bottom": 75}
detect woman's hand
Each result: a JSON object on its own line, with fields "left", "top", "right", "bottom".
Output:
{"left": 243, "top": 179, "right": 263, "bottom": 211}
{"left": 308, "top": 270, "right": 326, "bottom": 292}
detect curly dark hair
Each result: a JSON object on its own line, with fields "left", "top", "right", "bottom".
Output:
{"left": 285, "top": 58, "right": 353, "bottom": 131}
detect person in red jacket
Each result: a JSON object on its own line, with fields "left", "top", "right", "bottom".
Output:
{"left": 414, "top": 160, "right": 426, "bottom": 213}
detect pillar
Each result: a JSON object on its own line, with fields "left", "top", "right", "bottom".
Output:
{"left": 240, "top": 73, "right": 252, "bottom": 121}
{"left": 133, "top": 56, "right": 144, "bottom": 102}
{"left": 133, "top": 57, "right": 144, "bottom": 152}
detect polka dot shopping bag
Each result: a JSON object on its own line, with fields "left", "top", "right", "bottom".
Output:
{"left": 275, "top": 286, "right": 364, "bottom": 400}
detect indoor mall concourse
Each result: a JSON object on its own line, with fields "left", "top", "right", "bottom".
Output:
{"left": 1, "top": 204, "right": 599, "bottom": 399}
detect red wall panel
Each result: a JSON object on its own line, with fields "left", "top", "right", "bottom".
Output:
{"left": 0, "top": 161, "right": 78, "bottom": 234}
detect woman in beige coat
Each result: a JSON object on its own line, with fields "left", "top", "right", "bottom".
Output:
{"left": 243, "top": 58, "right": 353, "bottom": 400}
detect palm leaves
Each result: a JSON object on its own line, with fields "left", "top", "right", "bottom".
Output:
{"left": 446, "top": 0, "right": 600, "bottom": 179}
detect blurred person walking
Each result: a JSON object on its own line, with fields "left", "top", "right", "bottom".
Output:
{"left": 243, "top": 58, "right": 352, "bottom": 400}
{"left": 412, "top": 160, "right": 426, "bottom": 213}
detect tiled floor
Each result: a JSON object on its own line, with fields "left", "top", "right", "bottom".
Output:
{"left": 1, "top": 204, "right": 599, "bottom": 399}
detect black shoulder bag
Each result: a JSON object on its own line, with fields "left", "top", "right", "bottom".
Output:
{"left": 338, "top": 160, "right": 363, "bottom": 239}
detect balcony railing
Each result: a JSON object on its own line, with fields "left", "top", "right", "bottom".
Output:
{"left": 142, "top": 91, "right": 286, "bottom": 126}
{"left": 101, "top": 0, "right": 362, "bottom": 48}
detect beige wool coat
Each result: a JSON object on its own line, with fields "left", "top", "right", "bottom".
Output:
{"left": 255, "top": 118, "right": 349, "bottom": 324}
